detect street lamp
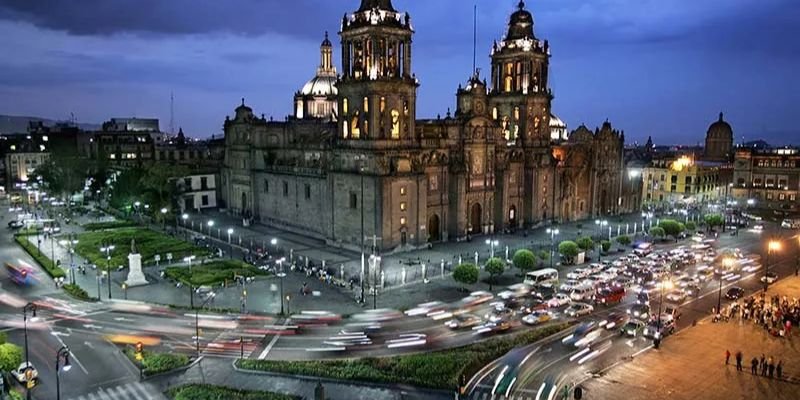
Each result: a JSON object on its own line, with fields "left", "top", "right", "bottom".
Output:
{"left": 22, "top": 303, "right": 36, "bottom": 400}
{"left": 207, "top": 220, "right": 215, "bottom": 236}
{"left": 160, "top": 208, "right": 168, "bottom": 230}
{"left": 546, "top": 228, "right": 559, "bottom": 268}
{"left": 122, "top": 283, "right": 128, "bottom": 300}
{"left": 765, "top": 240, "right": 781, "bottom": 293}
{"left": 485, "top": 239, "right": 499, "bottom": 259}
{"left": 227, "top": 228, "right": 234, "bottom": 259}
{"left": 195, "top": 292, "right": 216, "bottom": 357}
{"left": 276, "top": 257, "right": 286, "bottom": 315}
{"left": 55, "top": 346, "right": 72, "bottom": 400}
{"left": 60, "top": 234, "right": 79, "bottom": 285}
{"left": 184, "top": 255, "right": 196, "bottom": 308}
{"left": 181, "top": 213, "right": 189, "bottom": 240}
{"left": 100, "top": 242, "right": 115, "bottom": 299}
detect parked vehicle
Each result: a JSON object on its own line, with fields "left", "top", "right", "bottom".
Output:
{"left": 594, "top": 285, "right": 625, "bottom": 306}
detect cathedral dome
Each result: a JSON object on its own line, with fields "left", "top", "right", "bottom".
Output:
{"left": 707, "top": 112, "right": 733, "bottom": 139}
{"left": 506, "top": 1, "right": 535, "bottom": 40}
{"left": 300, "top": 75, "right": 338, "bottom": 97}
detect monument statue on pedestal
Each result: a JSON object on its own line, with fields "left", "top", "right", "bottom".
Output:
{"left": 125, "top": 238, "right": 149, "bottom": 287}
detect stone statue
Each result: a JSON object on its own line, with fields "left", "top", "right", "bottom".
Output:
{"left": 131, "top": 238, "right": 137, "bottom": 254}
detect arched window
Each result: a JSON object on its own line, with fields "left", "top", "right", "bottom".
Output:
{"left": 343, "top": 121, "right": 349, "bottom": 138}
{"left": 492, "top": 107, "right": 498, "bottom": 120}
{"left": 391, "top": 110, "right": 400, "bottom": 139}
{"left": 351, "top": 112, "right": 361, "bottom": 139}
{"left": 343, "top": 98, "right": 349, "bottom": 114}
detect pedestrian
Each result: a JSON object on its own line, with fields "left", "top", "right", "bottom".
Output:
{"left": 735, "top": 351, "right": 742, "bottom": 371}
{"left": 777, "top": 360, "right": 783, "bottom": 379}
{"left": 762, "top": 359, "right": 769, "bottom": 377}
{"left": 751, "top": 357, "right": 759, "bottom": 375}
{"left": 769, "top": 361, "right": 775, "bottom": 378}
{"left": 725, "top": 349, "right": 731, "bottom": 365}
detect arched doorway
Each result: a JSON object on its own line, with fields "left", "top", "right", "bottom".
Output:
{"left": 470, "top": 203, "right": 482, "bottom": 235}
{"left": 427, "top": 214, "right": 441, "bottom": 242}
{"left": 508, "top": 205, "right": 517, "bottom": 229}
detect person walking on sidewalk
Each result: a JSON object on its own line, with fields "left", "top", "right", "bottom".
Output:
{"left": 735, "top": 351, "right": 743, "bottom": 371}
{"left": 726, "top": 349, "right": 731, "bottom": 365}
{"left": 777, "top": 360, "right": 783, "bottom": 379}
{"left": 768, "top": 357, "right": 775, "bottom": 378}
{"left": 761, "top": 355, "right": 768, "bottom": 377}
{"left": 751, "top": 357, "right": 759, "bottom": 375}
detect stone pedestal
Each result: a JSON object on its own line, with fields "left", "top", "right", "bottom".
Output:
{"left": 125, "top": 253, "right": 149, "bottom": 287}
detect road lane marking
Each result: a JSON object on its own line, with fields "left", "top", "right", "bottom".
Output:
{"left": 258, "top": 319, "right": 289, "bottom": 360}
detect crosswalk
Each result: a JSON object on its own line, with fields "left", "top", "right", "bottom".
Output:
{"left": 67, "top": 382, "right": 166, "bottom": 400}
{"left": 467, "top": 388, "right": 544, "bottom": 400}
{"left": 200, "top": 331, "right": 260, "bottom": 358}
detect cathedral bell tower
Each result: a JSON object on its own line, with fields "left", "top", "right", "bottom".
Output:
{"left": 488, "top": 1, "right": 552, "bottom": 147}
{"left": 338, "top": 0, "right": 418, "bottom": 144}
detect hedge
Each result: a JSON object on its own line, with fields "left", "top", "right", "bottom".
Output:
{"left": 164, "top": 260, "right": 268, "bottom": 287}
{"left": 14, "top": 235, "right": 67, "bottom": 279}
{"left": 237, "top": 323, "right": 569, "bottom": 390}
{"left": 82, "top": 220, "right": 139, "bottom": 231}
{"left": 167, "top": 384, "right": 299, "bottom": 400}
{"left": 64, "top": 283, "right": 95, "bottom": 302}
{"left": 124, "top": 348, "right": 190, "bottom": 376}
{"left": 75, "top": 227, "right": 208, "bottom": 270}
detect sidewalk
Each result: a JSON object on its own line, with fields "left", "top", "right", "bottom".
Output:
{"left": 150, "top": 357, "right": 450, "bottom": 400}
{"left": 581, "top": 276, "right": 800, "bottom": 400}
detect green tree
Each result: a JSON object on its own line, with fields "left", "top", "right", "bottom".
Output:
{"left": 109, "top": 168, "right": 147, "bottom": 209}
{"left": 616, "top": 235, "right": 632, "bottom": 246}
{"left": 0, "top": 331, "right": 7, "bottom": 345}
{"left": 537, "top": 250, "right": 549, "bottom": 264}
{"left": 704, "top": 214, "right": 724, "bottom": 230}
{"left": 512, "top": 249, "right": 537, "bottom": 273}
{"left": 0, "top": 342, "right": 23, "bottom": 373}
{"left": 485, "top": 257, "right": 505, "bottom": 291}
{"left": 139, "top": 164, "right": 189, "bottom": 213}
{"left": 649, "top": 226, "right": 666, "bottom": 239}
{"left": 34, "top": 155, "right": 90, "bottom": 202}
{"left": 453, "top": 263, "right": 479, "bottom": 289}
{"left": 559, "top": 241, "right": 580, "bottom": 264}
{"left": 685, "top": 221, "right": 697, "bottom": 232}
{"left": 600, "top": 240, "right": 612, "bottom": 253}
{"left": 658, "top": 219, "right": 685, "bottom": 237}
{"left": 576, "top": 236, "right": 594, "bottom": 252}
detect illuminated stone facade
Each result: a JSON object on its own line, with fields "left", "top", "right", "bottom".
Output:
{"left": 220, "top": 0, "right": 628, "bottom": 252}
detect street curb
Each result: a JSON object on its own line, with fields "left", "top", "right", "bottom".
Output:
{"left": 230, "top": 359, "right": 455, "bottom": 397}
{"left": 142, "top": 356, "right": 204, "bottom": 381}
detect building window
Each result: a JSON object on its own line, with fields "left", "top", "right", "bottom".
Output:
{"left": 184, "top": 178, "right": 192, "bottom": 189}
{"left": 779, "top": 193, "right": 786, "bottom": 201}
{"left": 400, "top": 217, "right": 407, "bottom": 226}
{"left": 363, "top": 97, "right": 369, "bottom": 113}
{"left": 514, "top": 107, "right": 520, "bottom": 121}
{"left": 766, "top": 192, "right": 773, "bottom": 200}
{"left": 264, "top": 179, "right": 269, "bottom": 193}
{"left": 201, "top": 195, "right": 209, "bottom": 206}
{"left": 343, "top": 98, "right": 348, "bottom": 114}
{"left": 380, "top": 97, "right": 386, "bottom": 113}
{"left": 283, "top": 181, "right": 289, "bottom": 197}
{"left": 350, "top": 192, "right": 358, "bottom": 209}
{"left": 400, "top": 186, "right": 407, "bottom": 196}
{"left": 790, "top": 194, "right": 797, "bottom": 201}
{"left": 304, "top": 184, "right": 311, "bottom": 199}
{"left": 492, "top": 107, "right": 498, "bottom": 120}
{"left": 391, "top": 110, "right": 400, "bottom": 139}
{"left": 400, "top": 202, "right": 407, "bottom": 211}
{"left": 200, "top": 177, "right": 209, "bottom": 190}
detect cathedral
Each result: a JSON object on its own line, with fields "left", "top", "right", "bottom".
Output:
{"left": 220, "top": 0, "right": 630, "bottom": 252}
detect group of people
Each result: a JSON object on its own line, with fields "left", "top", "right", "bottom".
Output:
{"left": 729, "top": 351, "right": 785, "bottom": 379}
{"left": 720, "top": 292, "right": 800, "bottom": 338}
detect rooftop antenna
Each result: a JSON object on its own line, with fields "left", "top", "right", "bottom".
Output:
{"left": 472, "top": 3, "right": 477, "bottom": 75}
{"left": 169, "top": 91, "right": 175, "bottom": 135}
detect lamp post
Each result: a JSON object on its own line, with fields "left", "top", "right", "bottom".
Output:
{"left": 227, "top": 228, "right": 234, "bottom": 259}
{"left": 160, "top": 208, "right": 168, "bottom": 230}
{"left": 656, "top": 279, "right": 673, "bottom": 345}
{"left": 485, "top": 239, "right": 499, "bottom": 259}
{"left": 765, "top": 240, "right": 781, "bottom": 293}
{"left": 195, "top": 292, "right": 216, "bottom": 357}
{"left": 100, "top": 242, "right": 115, "bottom": 299}
{"left": 207, "top": 220, "right": 214, "bottom": 237}
{"left": 184, "top": 255, "right": 196, "bottom": 308}
{"left": 55, "top": 346, "right": 72, "bottom": 400}
{"left": 60, "top": 234, "right": 79, "bottom": 285}
{"left": 285, "top": 294, "right": 292, "bottom": 315}
{"left": 546, "top": 228, "right": 559, "bottom": 268}
{"left": 182, "top": 214, "right": 189, "bottom": 240}
{"left": 22, "top": 303, "right": 36, "bottom": 400}
{"left": 276, "top": 257, "right": 286, "bottom": 315}
{"left": 122, "top": 283, "right": 128, "bottom": 300}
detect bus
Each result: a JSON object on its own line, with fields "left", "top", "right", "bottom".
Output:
{"left": 523, "top": 268, "right": 559, "bottom": 287}
{"left": 5, "top": 262, "right": 35, "bottom": 285}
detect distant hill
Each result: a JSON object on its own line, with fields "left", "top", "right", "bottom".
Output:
{"left": 0, "top": 114, "right": 101, "bottom": 134}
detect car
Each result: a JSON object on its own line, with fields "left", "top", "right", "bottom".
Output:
{"left": 405, "top": 301, "right": 447, "bottom": 317}
{"left": 385, "top": 333, "right": 427, "bottom": 349}
{"left": 7, "top": 220, "right": 24, "bottom": 229}
{"left": 518, "top": 298, "right": 549, "bottom": 314}
{"left": 522, "top": 310, "right": 554, "bottom": 325}
{"left": 11, "top": 362, "right": 38, "bottom": 384}
{"left": 620, "top": 320, "right": 646, "bottom": 337}
{"left": 599, "top": 312, "right": 628, "bottom": 330}
{"left": 725, "top": 287, "right": 745, "bottom": 300}
{"left": 643, "top": 318, "right": 675, "bottom": 339}
{"left": 570, "top": 285, "right": 595, "bottom": 302}
{"left": 461, "top": 291, "right": 495, "bottom": 307}
{"left": 547, "top": 293, "right": 572, "bottom": 308}
{"left": 753, "top": 224, "right": 764, "bottom": 231}
{"left": 665, "top": 290, "right": 688, "bottom": 303}
{"left": 660, "top": 306, "right": 682, "bottom": 322}
{"left": 473, "top": 319, "right": 512, "bottom": 335}
{"left": 323, "top": 331, "right": 372, "bottom": 347}
{"left": 567, "top": 268, "right": 591, "bottom": 280}
{"left": 760, "top": 272, "right": 778, "bottom": 284}
{"left": 627, "top": 303, "right": 650, "bottom": 320}
{"left": 564, "top": 302, "right": 594, "bottom": 317}
{"left": 561, "top": 321, "right": 598, "bottom": 346}
{"left": 636, "top": 291, "right": 650, "bottom": 305}
{"left": 485, "top": 305, "right": 515, "bottom": 322}
{"left": 637, "top": 281, "right": 659, "bottom": 294}
{"left": 445, "top": 314, "right": 482, "bottom": 330}
{"left": 594, "top": 285, "right": 625, "bottom": 306}
{"left": 498, "top": 283, "right": 533, "bottom": 300}
{"left": 614, "top": 276, "right": 634, "bottom": 287}
{"left": 559, "top": 279, "right": 582, "bottom": 293}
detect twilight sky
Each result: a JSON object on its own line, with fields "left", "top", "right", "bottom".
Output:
{"left": 0, "top": 0, "right": 798, "bottom": 145}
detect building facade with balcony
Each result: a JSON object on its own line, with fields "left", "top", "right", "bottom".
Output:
{"left": 642, "top": 156, "right": 731, "bottom": 208}
{"left": 732, "top": 147, "right": 799, "bottom": 214}
{"left": 176, "top": 173, "right": 218, "bottom": 213}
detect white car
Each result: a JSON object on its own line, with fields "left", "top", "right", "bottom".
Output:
{"left": 11, "top": 362, "right": 38, "bottom": 384}
{"left": 522, "top": 310, "right": 555, "bottom": 325}
{"left": 565, "top": 302, "right": 594, "bottom": 317}
{"left": 547, "top": 293, "right": 572, "bottom": 308}
{"left": 559, "top": 279, "right": 581, "bottom": 293}
{"left": 760, "top": 272, "right": 778, "bottom": 284}
{"left": 665, "top": 290, "right": 687, "bottom": 303}
{"left": 567, "top": 268, "right": 591, "bottom": 280}
{"left": 405, "top": 301, "right": 446, "bottom": 317}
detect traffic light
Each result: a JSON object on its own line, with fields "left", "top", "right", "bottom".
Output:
{"left": 135, "top": 341, "right": 144, "bottom": 360}
{"left": 25, "top": 368, "right": 35, "bottom": 389}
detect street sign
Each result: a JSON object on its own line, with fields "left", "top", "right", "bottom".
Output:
{"left": 166, "top": 253, "right": 173, "bottom": 261}
{"left": 155, "top": 254, "right": 161, "bottom": 262}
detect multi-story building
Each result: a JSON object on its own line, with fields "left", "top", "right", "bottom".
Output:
{"left": 643, "top": 156, "right": 731, "bottom": 208}
{"left": 220, "top": 0, "right": 629, "bottom": 252}
{"left": 732, "top": 147, "right": 799, "bottom": 213}
{"left": 176, "top": 173, "right": 218, "bottom": 213}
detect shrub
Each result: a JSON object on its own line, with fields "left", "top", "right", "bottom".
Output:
{"left": 616, "top": 235, "right": 632, "bottom": 246}
{"left": 537, "top": 250, "right": 549, "bottom": 262}
{"left": 559, "top": 241, "right": 580, "bottom": 259}
{"left": 168, "top": 385, "right": 299, "bottom": 400}
{"left": 649, "top": 226, "right": 666, "bottom": 238}
{"left": 485, "top": 258, "right": 505, "bottom": 290}
{"left": 658, "top": 219, "right": 685, "bottom": 237}
{"left": 453, "top": 263, "right": 479, "bottom": 287}
{"left": 125, "top": 348, "right": 190, "bottom": 376}
{"left": 512, "top": 249, "right": 536, "bottom": 272}
{"left": 64, "top": 283, "right": 94, "bottom": 301}
{"left": 685, "top": 221, "right": 697, "bottom": 231}
{"left": 164, "top": 260, "right": 268, "bottom": 287}
{"left": 0, "top": 343, "right": 23, "bottom": 373}
{"left": 236, "top": 323, "right": 569, "bottom": 390}
{"left": 14, "top": 235, "right": 66, "bottom": 279}
{"left": 600, "top": 240, "right": 611, "bottom": 252}
{"left": 576, "top": 236, "right": 594, "bottom": 251}
{"left": 704, "top": 214, "right": 724, "bottom": 229}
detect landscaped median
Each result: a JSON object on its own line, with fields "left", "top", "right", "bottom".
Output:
{"left": 167, "top": 384, "right": 299, "bottom": 400}
{"left": 14, "top": 234, "right": 66, "bottom": 279}
{"left": 236, "top": 322, "right": 570, "bottom": 390}
{"left": 74, "top": 227, "right": 208, "bottom": 269}
{"left": 124, "top": 347, "right": 191, "bottom": 377}
{"left": 164, "top": 260, "right": 268, "bottom": 287}
{"left": 81, "top": 219, "right": 139, "bottom": 231}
